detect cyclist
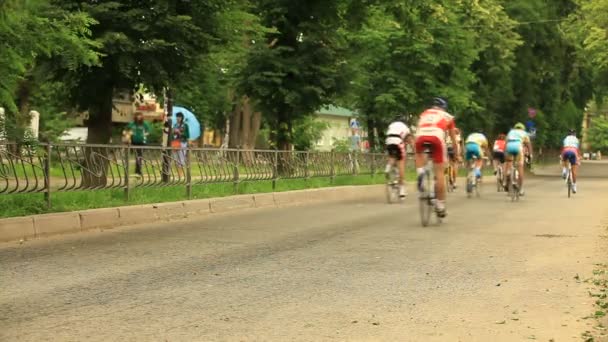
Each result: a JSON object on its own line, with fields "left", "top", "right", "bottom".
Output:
{"left": 464, "top": 131, "right": 490, "bottom": 181}
{"left": 414, "top": 97, "right": 460, "bottom": 218}
{"left": 504, "top": 122, "right": 532, "bottom": 196}
{"left": 446, "top": 127, "right": 463, "bottom": 189}
{"left": 492, "top": 133, "right": 507, "bottom": 175}
{"left": 385, "top": 115, "right": 414, "bottom": 198}
{"left": 561, "top": 129, "right": 581, "bottom": 193}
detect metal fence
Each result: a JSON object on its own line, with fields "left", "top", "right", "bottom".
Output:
{"left": 0, "top": 142, "right": 386, "bottom": 207}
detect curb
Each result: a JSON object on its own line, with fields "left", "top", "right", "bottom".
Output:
{"left": 0, "top": 185, "right": 383, "bottom": 243}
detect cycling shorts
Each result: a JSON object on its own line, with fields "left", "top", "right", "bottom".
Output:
{"left": 562, "top": 150, "right": 577, "bottom": 166}
{"left": 465, "top": 142, "right": 482, "bottom": 161}
{"left": 386, "top": 143, "right": 405, "bottom": 161}
{"left": 447, "top": 146, "right": 455, "bottom": 160}
{"left": 505, "top": 141, "right": 524, "bottom": 165}
{"left": 493, "top": 151, "right": 505, "bottom": 164}
{"left": 415, "top": 135, "right": 446, "bottom": 164}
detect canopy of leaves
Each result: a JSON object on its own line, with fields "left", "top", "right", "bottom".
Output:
{"left": 587, "top": 115, "right": 608, "bottom": 152}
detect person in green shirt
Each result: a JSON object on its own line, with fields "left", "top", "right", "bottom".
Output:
{"left": 123, "top": 112, "right": 151, "bottom": 175}
{"left": 172, "top": 112, "right": 190, "bottom": 177}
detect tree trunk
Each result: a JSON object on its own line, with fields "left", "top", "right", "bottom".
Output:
{"left": 162, "top": 89, "right": 173, "bottom": 183}
{"left": 229, "top": 102, "right": 242, "bottom": 148}
{"left": 83, "top": 85, "right": 113, "bottom": 188}
{"left": 240, "top": 97, "right": 254, "bottom": 165}
{"left": 367, "top": 117, "right": 376, "bottom": 152}
{"left": 276, "top": 110, "right": 293, "bottom": 176}
{"left": 250, "top": 110, "right": 262, "bottom": 148}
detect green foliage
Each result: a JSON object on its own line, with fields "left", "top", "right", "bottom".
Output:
{"left": 332, "top": 137, "right": 351, "bottom": 153}
{"left": 239, "top": 0, "right": 351, "bottom": 149}
{"left": 173, "top": 2, "right": 272, "bottom": 130}
{"left": 292, "top": 116, "right": 329, "bottom": 151}
{"left": 587, "top": 115, "right": 608, "bottom": 152}
{"left": 0, "top": 0, "right": 98, "bottom": 141}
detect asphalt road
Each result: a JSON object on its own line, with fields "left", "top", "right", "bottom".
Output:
{"left": 2, "top": 167, "right": 608, "bottom": 341}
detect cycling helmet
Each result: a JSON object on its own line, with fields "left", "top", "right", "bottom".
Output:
{"left": 432, "top": 97, "right": 448, "bottom": 110}
{"left": 514, "top": 122, "right": 525, "bottom": 130}
{"left": 568, "top": 129, "right": 576, "bottom": 136}
{"left": 393, "top": 114, "right": 407, "bottom": 123}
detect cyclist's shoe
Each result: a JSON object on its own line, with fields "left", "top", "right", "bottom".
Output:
{"left": 417, "top": 174, "right": 425, "bottom": 192}
{"left": 518, "top": 189, "right": 525, "bottom": 196}
{"left": 561, "top": 168, "right": 567, "bottom": 179}
{"left": 399, "top": 185, "right": 407, "bottom": 198}
{"left": 572, "top": 183, "right": 577, "bottom": 194}
{"left": 436, "top": 207, "right": 447, "bottom": 218}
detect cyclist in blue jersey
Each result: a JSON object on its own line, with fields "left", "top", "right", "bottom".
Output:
{"left": 504, "top": 123, "right": 533, "bottom": 196}
{"left": 561, "top": 129, "right": 581, "bottom": 193}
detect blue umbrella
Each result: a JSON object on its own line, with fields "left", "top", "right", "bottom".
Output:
{"left": 172, "top": 106, "right": 201, "bottom": 141}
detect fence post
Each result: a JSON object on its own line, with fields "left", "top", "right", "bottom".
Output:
{"left": 44, "top": 144, "right": 52, "bottom": 208}
{"left": 304, "top": 151, "right": 310, "bottom": 180}
{"left": 371, "top": 153, "right": 376, "bottom": 178}
{"left": 186, "top": 146, "right": 192, "bottom": 200}
{"left": 233, "top": 147, "right": 240, "bottom": 194}
{"left": 124, "top": 145, "right": 130, "bottom": 201}
{"left": 330, "top": 150, "right": 335, "bottom": 184}
{"left": 272, "top": 150, "right": 278, "bottom": 191}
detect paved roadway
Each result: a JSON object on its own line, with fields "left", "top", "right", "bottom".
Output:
{"left": 1, "top": 164, "right": 608, "bottom": 341}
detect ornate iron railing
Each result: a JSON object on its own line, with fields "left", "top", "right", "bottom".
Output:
{"left": 0, "top": 142, "right": 389, "bottom": 207}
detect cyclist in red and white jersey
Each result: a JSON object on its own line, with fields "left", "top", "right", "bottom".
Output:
{"left": 414, "top": 97, "right": 460, "bottom": 218}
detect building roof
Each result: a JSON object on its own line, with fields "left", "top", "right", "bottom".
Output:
{"left": 317, "top": 105, "right": 357, "bottom": 117}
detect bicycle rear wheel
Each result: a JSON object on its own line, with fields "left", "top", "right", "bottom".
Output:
{"left": 496, "top": 167, "right": 502, "bottom": 192}
{"left": 385, "top": 168, "right": 399, "bottom": 203}
{"left": 419, "top": 170, "right": 432, "bottom": 227}
{"left": 508, "top": 169, "right": 517, "bottom": 202}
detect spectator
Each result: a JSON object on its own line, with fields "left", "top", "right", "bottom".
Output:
{"left": 122, "top": 112, "right": 151, "bottom": 176}
{"left": 172, "top": 112, "right": 190, "bottom": 177}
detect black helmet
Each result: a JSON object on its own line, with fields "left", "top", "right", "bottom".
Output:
{"left": 393, "top": 114, "right": 407, "bottom": 123}
{"left": 568, "top": 129, "right": 576, "bottom": 136}
{"left": 432, "top": 97, "right": 448, "bottom": 110}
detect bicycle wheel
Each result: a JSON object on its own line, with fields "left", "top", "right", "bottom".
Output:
{"left": 445, "top": 167, "right": 452, "bottom": 193}
{"left": 385, "top": 168, "right": 398, "bottom": 203}
{"left": 496, "top": 167, "right": 502, "bottom": 192}
{"left": 466, "top": 171, "right": 473, "bottom": 198}
{"left": 419, "top": 170, "right": 432, "bottom": 227}
{"left": 508, "top": 169, "right": 516, "bottom": 202}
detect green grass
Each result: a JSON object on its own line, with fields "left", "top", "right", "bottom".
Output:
{"left": 0, "top": 164, "right": 499, "bottom": 219}
{"left": 0, "top": 174, "right": 388, "bottom": 219}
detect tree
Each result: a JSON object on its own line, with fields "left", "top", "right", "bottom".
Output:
{"left": 173, "top": 2, "right": 271, "bottom": 149}
{"left": 52, "top": 0, "right": 229, "bottom": 144}
{"left": 342, "top": 1, "right": 520, "bottom": 147}
{"left": 500, "top": 0, "right": 591, "bottom": 147}
{"left": 292, "top": 116, "right": 329, "bottom": 151}
{"left": 0, "top": 0, "right": 98, "bottom": 141}
{"left": 239, "top": 0, "right": 351, "bottom": 150}
{"left": 587, "top": 115, "right": 608, "bottom": 152}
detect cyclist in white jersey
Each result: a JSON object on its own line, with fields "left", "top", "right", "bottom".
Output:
{"left": 504, "top": 123, "right": 532, "bottom": 196}
{"left": 561, "top": 129, "right": 581, "bottom": 193}
{"left": 385, "top": 115, "right": 414, "bottom": 198}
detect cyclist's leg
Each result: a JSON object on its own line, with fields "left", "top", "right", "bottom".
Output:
{"left": 414, "top": 136, "right": 430, "bottom": 191}
{"left": 561, "top": 152, "right": 569, "bottom": 178}
{"left": 430, "top": 137, "right": 447, "bottom": 213}
{"left": 516, "top": 148, "right": 525, "bottom": 191}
